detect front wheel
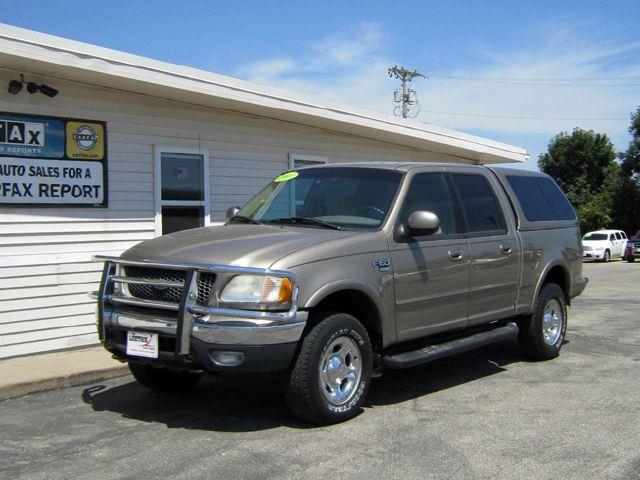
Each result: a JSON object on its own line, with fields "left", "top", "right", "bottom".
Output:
{"left": 284, "top": 312, "right": 373, "bottom": 424}
{"left": 603, "top": 249, "right": 611, "bottom": 262}
{"left": 128, "top": 363, "right": 202, "bottom": 392}
{"left": 518, "top": 283, "right": 567, "bottom": 361}
{"left": 628, "top": 256, "right": 635, "bottom": 263}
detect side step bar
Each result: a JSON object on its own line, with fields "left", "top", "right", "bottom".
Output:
{"left": 383, "top": 322, "right": 519, "bottom": 369}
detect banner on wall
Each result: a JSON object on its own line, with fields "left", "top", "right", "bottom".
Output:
{"left": 0, "top": 113, "right": 107, "bottom": 207}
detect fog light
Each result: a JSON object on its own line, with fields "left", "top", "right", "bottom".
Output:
{"left": 210, "top": 350, "right": 245, "bottom": 367}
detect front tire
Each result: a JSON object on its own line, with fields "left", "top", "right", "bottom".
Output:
{"left": 518, "top": 283, "right": 567, "bottom": 361}
{"left": 128, "top": 363, "right": 202, "bottom": 392}
{"left": 284, "top": 312, "right": 373, "bottom": 424}
{"left": 628, "top": 256, "right": 635, "bottom": 263}
{"left": 603, "top": 249, "right": 611, "bottom": 262}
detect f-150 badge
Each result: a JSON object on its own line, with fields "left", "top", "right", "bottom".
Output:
{"left": 372, "top": 259, "right": 390, "bottom": 272}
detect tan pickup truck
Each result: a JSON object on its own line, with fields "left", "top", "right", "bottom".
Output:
{"left": 94, "top": 162, "right": 587, "bottom": 424}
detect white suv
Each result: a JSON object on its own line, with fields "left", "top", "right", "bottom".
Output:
{"left": 582, "top": 229, "right": 628, "bottom": 262}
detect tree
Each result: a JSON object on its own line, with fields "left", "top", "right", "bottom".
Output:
{"left": 538, "top": 128, "right": 617, "bottom": 232}
{"left": 617, "top": 107, "right": 640, "bottom": 235}
{"left": 620, "top": 107, "right": 640, "bottom": 178}
{"left": 538, "top": 128, "right": 616, "bottom": 197}
{"left": 539, "top": 113, "right": 640, "bottom": 236}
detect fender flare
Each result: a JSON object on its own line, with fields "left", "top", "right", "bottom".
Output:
{"left": 304, "top": 279, "right": 389, "bottom": 333}
{"left": 531, "top": 259, "right": 571, "bottom": 309}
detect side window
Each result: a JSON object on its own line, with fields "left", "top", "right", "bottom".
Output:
{"left": 621, "top": 232, "right": 627, "bottom": 239}
{"left": 451, "top": 174, "right": 507, "bottom": 235}
{"left": 610, "top": 234, "right": 615, "bottom": 241}
{"left": 399, "top": 173, "right": 460, "bottom": 235}
{"left": 506, "top": 175, "right": 576, "bottom": 222}
{"left": 615, "top": 232, "right": 622, "bottom": 240}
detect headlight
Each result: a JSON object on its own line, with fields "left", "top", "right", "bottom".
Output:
{"left": 219, "top": 275, "right": 293, "bottom": 309}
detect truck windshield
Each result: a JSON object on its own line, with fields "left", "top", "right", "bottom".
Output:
{"left": 234, "top": 167, "right": 403, "bottom": 230}
{"left": 583, "top": 233, "right": 607, "bottom": 241}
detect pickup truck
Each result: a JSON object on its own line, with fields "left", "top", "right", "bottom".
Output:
{"left": 93, "top": 162, "right": 588, "bottom": 424}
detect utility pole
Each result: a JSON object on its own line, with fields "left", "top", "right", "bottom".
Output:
{"left": 388, "top": 65, "right": 426, "bottom": 118}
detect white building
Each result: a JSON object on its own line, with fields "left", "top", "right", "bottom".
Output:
{"left": 0, "top": 24, "right": 528, "bottom": 358}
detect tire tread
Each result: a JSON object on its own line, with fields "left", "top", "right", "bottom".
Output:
{"left": 518, "top": 283, "right": 567, "bottom": 361}
{"left": 284, "top": 312, "right": 372, "bottom": 424}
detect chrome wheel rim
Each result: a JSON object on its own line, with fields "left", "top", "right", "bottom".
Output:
{"left": 319, "top": 336, "right": 362, "bottom": 406}
{"left": 543, "top": 299, "right": 563, "bottom": 345}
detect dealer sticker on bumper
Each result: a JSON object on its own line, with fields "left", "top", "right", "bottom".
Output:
{"left": 126, "top": 331, "right": 159, "bottom": 359}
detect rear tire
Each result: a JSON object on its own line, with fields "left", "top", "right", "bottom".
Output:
{"left": 284, "top": 312, "right": 373, "bottom": 425}
{"left": 518, "top": 283, "right": 567, "bottom": 361}
{"left": 128, "top": 363, "right": 202, "bottom": 392}
{"left": 628, "top": 257, "right": 635, "bottom": 263}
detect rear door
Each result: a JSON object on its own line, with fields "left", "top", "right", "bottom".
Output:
{"left": 613, "top": 232, "right": 624, "bottom": 256}
{"left": 449, "top": 170, "right": 520, "bottom": 326}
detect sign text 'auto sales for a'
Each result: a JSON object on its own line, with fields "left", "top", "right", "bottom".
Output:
{"left": 0, "top": 113, "right": 107, "bottom": 207}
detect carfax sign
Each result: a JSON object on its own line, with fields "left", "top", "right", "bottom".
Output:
{"left": 0, "top": 113, "right": 107, "bottom": 207}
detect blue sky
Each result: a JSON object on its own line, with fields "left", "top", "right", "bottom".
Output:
{"left": 2, "top": 1, "right": 640, "bottom": 169}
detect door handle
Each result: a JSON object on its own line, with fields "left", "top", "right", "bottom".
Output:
{"left": 448, "top": 248, "right": 463, "bottom": 260}
{"left": 500, "top": 244, "right": 513, "bottom": 255}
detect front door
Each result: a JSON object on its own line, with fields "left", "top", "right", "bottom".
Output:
{"left": 450, "top": 172, "right": 520, "bottom": 325}
{"left": 389, "top": 172, "right": 469, "bottom": 342}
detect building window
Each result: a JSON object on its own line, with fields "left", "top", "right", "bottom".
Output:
{"left": 154, "top": 147, "right": 210, "bottom": 236}
{"left": 289, "top": 153, "right": 328, "bottom": 170}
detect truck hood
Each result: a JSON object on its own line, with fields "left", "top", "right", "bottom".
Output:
{"left": 121, "top": 224, "right": 356, "bottom": 269}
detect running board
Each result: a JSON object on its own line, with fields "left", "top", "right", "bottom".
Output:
{"left": 383, "top": 322, "right": 519, "bottom": 369}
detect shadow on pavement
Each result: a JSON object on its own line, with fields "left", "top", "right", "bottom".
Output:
{"left": 81, "top": 339, "right": 522, "bottom": 432}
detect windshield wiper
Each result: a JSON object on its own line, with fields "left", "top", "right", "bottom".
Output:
{"left": 228, "top": 215, "right": 262, "bottom": 225}
{"left": 267, "top": 217, "right": 345, "bottom": 231}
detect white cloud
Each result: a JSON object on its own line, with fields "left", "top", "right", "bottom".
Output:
{"left": 235, "top": 22, "right": 640, "bottom": 144}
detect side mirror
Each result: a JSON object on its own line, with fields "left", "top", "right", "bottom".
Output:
{"left": 226, "top": 206, "right": 241, "bottom": 220}
{"left": 407, "top": 210, "right": 440, "bottom": 237}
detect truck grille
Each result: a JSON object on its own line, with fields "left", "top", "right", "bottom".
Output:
{"left": 123, "top": 266, "right": 216, "bottom": 306}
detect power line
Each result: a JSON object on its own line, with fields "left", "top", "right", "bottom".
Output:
{"left": 422, "top": 109, "right": 627, "bottom": 121}
{"left": 428, "top": 72, "right": 640, "bottom": 87}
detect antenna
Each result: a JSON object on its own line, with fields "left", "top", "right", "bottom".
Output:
{"left": 388, "top": 66, "right": 426, "bottom": 118}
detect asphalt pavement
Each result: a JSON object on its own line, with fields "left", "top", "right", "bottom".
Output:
{"left": 1, "top": 260, "right": 639, "bottom": 480}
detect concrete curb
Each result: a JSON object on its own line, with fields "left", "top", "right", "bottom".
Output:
{"left": 0, "top": 365, "right": 129, "bottom": 401}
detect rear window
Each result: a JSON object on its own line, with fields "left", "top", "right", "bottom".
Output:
{"left": 506, "top": 175, "right": 576, "bottom": 222}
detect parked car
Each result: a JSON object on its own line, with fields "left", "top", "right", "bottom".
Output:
{"left": 582, "top": 230, "right": 628, "bottom": 262}
{"left": 92, "top": 163, "right": 587, "bottom": 424}
{"left": 624, "top": 235, "right": 640, "bottom": 262}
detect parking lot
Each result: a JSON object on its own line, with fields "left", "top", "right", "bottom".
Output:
{"left": 1, "top": 260, "right": 638, "bottom": 480}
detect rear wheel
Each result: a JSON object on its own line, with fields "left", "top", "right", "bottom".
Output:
{"left": 628, "top": 256, "right": 635, "bottom": 263}
{"left": 518, "top": 283, "right": 567, "bottom": 361}
{"left": 284, "top": 312, "right": 373, "bottom": 424}
{"left": 128, "top": 363, "right": 202, "bottom": 392}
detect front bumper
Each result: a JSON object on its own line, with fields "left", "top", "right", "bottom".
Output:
{"left": 582, "top": 251, "right": 604, "bottom": 260}
{"left": 93, "top": 255, "right": 306, "bottom": 373}
{"left": 100, "top": 308, "right": 307, "bottom": 372}
{"left": 626, "top": 248, "right": 640, "bottom": 259}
